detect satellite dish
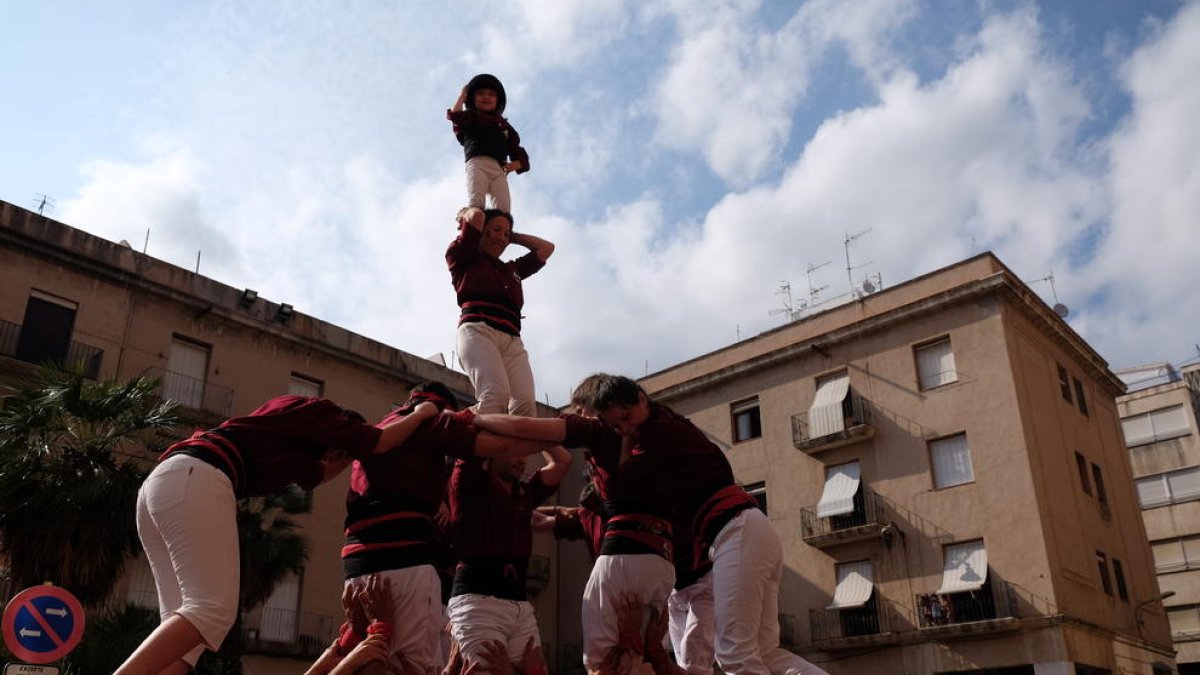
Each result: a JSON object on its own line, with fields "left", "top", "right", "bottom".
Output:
{"left": 1053, "top": 303, "right": 1069, "bottom": 318}
{"left": 861, "top": 279, "right": 876, "bottom": 294}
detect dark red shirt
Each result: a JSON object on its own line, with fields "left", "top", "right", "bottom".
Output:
{"left": 553, "top": 506, "right": 605, "bottom": 560}
{"left": 563, "top": 403, "right": 750, "bottom": 564}
{"left": 341, "top": 410, "right": 479, "bottom": 578}
{"left": 446, "top": 222, "right": 545, "bottom": 336}
{"left": 161, "top": 396, "right": 381, "bottom": 498}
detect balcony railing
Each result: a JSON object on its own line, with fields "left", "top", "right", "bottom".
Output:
{"left": 791, "top": 393, "right": 874, "bottom": 453}
{"left": 915, "top": 580, "right": 1018, "bottom": 632}
{"left": 144, "top": 367, "right": 233, "bottom": 417}
{"left": 0, "top": 318, "right": 104, "bottom": 379}
{"left": 800, "top": 489, "right": 887, "bottom": 548}
{"left": 242, "top": 607, "right": 338, "bottom": 658}
{"left": 810, "top": 595, "right": 907, "bottom": 645}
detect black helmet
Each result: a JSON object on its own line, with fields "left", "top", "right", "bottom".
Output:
{"left": 464, "top": 73, "right": 507, "bottom": 114}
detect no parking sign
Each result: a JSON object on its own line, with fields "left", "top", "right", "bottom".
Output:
{"left": 2, "top": 584, "right": 84, "bottom": 665}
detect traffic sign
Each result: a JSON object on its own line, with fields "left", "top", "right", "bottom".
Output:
{"left": 1, "top": 584, "right": 85, "bottom": 664}
{"left": 5, "top": 664, "right": 61, "bottom": 675}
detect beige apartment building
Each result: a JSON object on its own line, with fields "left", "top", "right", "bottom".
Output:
{"left": 0, "top": 200, "right": 564, "bottom": 674}
{"left": 638, "top": 253, "right": 1175, "bottom": 674}
{"left": 1117, "top": 362, "right": 1200, "bottom": 673}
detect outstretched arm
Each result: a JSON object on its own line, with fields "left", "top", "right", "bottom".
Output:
{"left": 472, "top": 431, "right": 559, "bottom": 458}
{"left": 373, "top": 402, "right": 438, "bottom": 454}
{"left": 510, "top": 232, "right": 554, "bottom": 263}
{"left": 473, "top": 414, "right": 567, "bottom": 442}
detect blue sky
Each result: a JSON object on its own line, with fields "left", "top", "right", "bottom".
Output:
{"left": 2, "top": 0, "right": 1198, "bottom": 403}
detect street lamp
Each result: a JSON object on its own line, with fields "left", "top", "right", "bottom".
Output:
{"left": 1135, "top": 591, "right": 1176, "bottom": 637}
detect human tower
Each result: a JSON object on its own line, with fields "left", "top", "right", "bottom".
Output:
{"left": 113, "top": 74, "right": 828, "bottom": 675}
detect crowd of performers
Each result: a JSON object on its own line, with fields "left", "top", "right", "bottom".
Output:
{"left": 112, "top": 73, "right": 829, "bottom": 675}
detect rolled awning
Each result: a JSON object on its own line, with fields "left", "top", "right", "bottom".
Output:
{"left": 816, "top": 462, "right": 861, "bottom": 518}
{"left": 809, "top": 373, "right": 850, "bottom": 438}
{"left": 938, "top": 540, "right": 988, "bottom": 594}
{"left": 828, "top": 560, "right": 874, "bottom": 609}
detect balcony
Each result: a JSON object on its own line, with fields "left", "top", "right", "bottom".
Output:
{"left": 144, "top": 366, "right": 234, "bottom": 418}
{"left": 0, "top": 318, "right": 104, "bottom": 379}
{"left": 800, "top": 489, "right": 887, "bottom": 548}
{"left": 915, "top": 580, "right": 1020, "bottom": 638}
{"left": 242, "top": 607, "right": 338, "bottom": 659}
{"left": 791, "top": 392, "right": 874, "bottom": 453}
{"left": 810, "top": 595, "right": 907, "bottom": 649}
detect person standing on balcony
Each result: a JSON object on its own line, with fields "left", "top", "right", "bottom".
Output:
{"left": 447, "top": 445, "right": 570, "bottom": 675}
{"left": 115, "top": 395, "right": 440, "bottom": 675}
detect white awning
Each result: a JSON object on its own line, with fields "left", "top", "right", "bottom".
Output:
{"left": 938, "top": 540, "right": 988, "bottom": 594}
{"left": 816, "top": 462, "right": 861, "bottom": 518}
{"left": 809, "top": 373, "right": 850, "bottom": 438}
{"left": 828, "top": 560, "right": 874, "bottom": 609}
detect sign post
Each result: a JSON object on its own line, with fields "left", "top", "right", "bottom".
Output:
{"left": 2, "top": 583, "right": 85, "bottom": 670}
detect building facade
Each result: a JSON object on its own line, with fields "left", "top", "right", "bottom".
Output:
{"left": 638, "top": 254, "right": 1175, "bottom": 674}
{"left": 0, "top": 200, "right": 564, "bottom": 674}
{"left": 1118, "top": 362, "right": 1200, "bottom": 673}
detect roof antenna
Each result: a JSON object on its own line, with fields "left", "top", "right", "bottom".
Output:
{"left": 768, "top": 281, "right": 801, "bottom": 323}
{"left": 32, "top": 194, "right": 55, "bottom": 216}
{"left": 844, "top": 228, "right": 874, "bottom": 298}
{"left": 1031, "top": 272, "right": 1069, "bottom": 318}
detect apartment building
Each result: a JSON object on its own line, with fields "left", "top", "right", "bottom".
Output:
{"left": 638, "top": 253, "right": 1174, "bottom": 674}
{"left": 0, "top": 200, "right": 563, "bottom": 674}
{"left": 1118, "top": 362, "right": 1200, "bottom": 674}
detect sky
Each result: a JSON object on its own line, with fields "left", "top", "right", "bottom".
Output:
{"left": 2, "top": 0, "right": 1198, "bottom": 405}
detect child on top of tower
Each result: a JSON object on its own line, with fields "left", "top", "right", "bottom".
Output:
{"left": 448, "top": 73, "right": 529, "bottom": 213}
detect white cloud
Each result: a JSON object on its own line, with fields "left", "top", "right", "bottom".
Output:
{"left": 1078, "top": 0, "right": 1200, "bottom": 367}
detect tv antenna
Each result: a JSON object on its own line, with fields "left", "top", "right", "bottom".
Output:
{"left": 805, "top": 261, "right": 831, "bottom": 307}
{"left": 844, "top": 228, "right": 875, "bottom": 298}
{"left": 768, "top": 281, "right": 802, "bottom": 323}
{"left": 32, "top": 194, "right": 55, "bottom": 216}
{"left": 1031, "top": 272, "right": 1069, "bottom": 318}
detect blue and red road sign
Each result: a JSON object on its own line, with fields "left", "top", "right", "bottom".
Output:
{"left": 2, "top": 584, "right": 85, "bottom": 664}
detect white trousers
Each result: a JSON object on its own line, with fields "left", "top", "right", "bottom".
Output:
{"left": 710, "top": 510, "right": 828, "bottom": 675}
{"left": 346, "top": 565, "right": 444, "bottom": 675}
{"left": 447, "top": 593, "right": 541, "bottom": 664}
{"left": 136, "top": 455, "right": 239, "bottom": 666}
{"left": 465, "top": 156, "right": 512, "bottom": 213}
{"left": 581, "top": 554, "right": 676, "bottom": 670}
{"left": 456, "top": 322, "right": 536, "bottom": 416}
{"left": 668, "top": 572, "right": 716, "bottom": 675}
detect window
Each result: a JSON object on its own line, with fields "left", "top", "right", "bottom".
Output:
{"left": 930, "top": 434, "right": 974, "bottom": 489}
{"left": 731, "top": 398, "right": 762, "bottom": 443}
{"left": 915, "top": 338, "right": 957, "bottom": 390}
{"left": 1136, "top": 466, "right": 1200, "bottom": 508}
{"left": 289, "top": 373, "right": 323, "bottom": 398}
{"left": 810, "top": 371, "right": 851, "bottom": 437}
{"left": 1091, "top": 463, "right": 1108, "bottom": 506}
{"left": 1096, "top": 551, "right": 1113, "bottom": 595}
{"left": 1073, "top": 378, "right": 1089, "bottom": 416}
{"left": 1057, "top": 364, "right": 1072, "bottom": 403}
{"left": 1122, "top": 405, "right": 1192, "bottom": 447}
{"left": 1151, "top": 535, "right": 1200, "bottom": 573}
{"left": 164, "top": 337, "right": 210, "bottom": 409}
{"left": 1167, "top": 605, "right": 1200, "bottom": 638}
{"left": 743, "top": 481, "right": 767, "bottom": 515}
{"left": 1075, "top": 452, "right": 1092, "bottom": 495}
{"left": 16, "top": 291, "right": 77, "bottom": 366}
{"left": 939, "top": 540, "right": 988, "bottom": 594}
{"left": 817, "top": 462, "right": 861, "bottom": 518}
{"left": 1112, "top": 558, "right": 1128, "bottom": 601}
{"left": 259, "top": 571, "right": 302, "bottom": 641}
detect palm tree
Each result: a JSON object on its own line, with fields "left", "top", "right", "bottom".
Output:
{"left": 0, "top": 366, "right": 180, "bottom": 606}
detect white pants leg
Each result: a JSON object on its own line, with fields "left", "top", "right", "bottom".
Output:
{"left": 581, "top": 554, "right": 676, "bottom": 670}
{"left": 456, "top": 322, "right": 536, "bottom": 415}
{"left": 447, "top": 594, "right": 541, "bottom": 664}
{"left": 136, "top": 455, "right": 239, "bottom": 666}
{"left": 465, "top": 156, "right": 511, "bottom": 212}
{"left": 347, "top": 565, "right": 444, "bottom": 675}
{"left": 668, "top": 572, "right": 716, "bottom": 675}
